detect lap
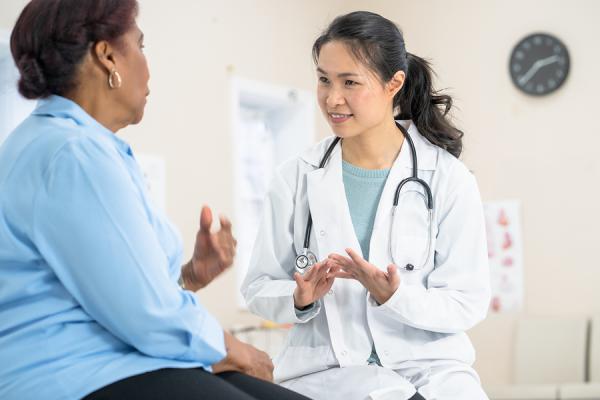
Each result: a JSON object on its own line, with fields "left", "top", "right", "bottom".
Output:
{"left": 279, "top": 362, "right": 487, "bottom": 400}
{"left": 84, "top": 368, "right": 309, "bottom": 400}
{"left": 218, "top": 371, "right": 310, "bottom": 400}
{"left": 410, "top": 362, "right": 489, "bottom": 400}
{"left": 280, "top": 365, "right": 417, "bottom": 400}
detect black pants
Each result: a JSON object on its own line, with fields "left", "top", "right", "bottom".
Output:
{"left": 83, "top": 368, "right": 310, "bottom": 400}
{"left": 83, "top": 367, "right": 427, "bottom": 400}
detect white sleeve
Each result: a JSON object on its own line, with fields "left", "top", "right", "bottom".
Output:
{"left": 241, "top": 168, "right": 321, "bottom": 324}
{"left": 371, "top": 171, "right": 491, "bottom": 334}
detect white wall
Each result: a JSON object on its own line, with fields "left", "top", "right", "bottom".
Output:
{"left": 1, "top": 0, "right": 599, "bottom": 387}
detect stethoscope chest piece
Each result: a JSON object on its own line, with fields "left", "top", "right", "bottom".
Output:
{"left": 295, "top": 250, "right": 317, "bottom": 274}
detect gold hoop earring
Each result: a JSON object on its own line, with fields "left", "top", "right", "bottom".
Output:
{"left": 108, "top": 69, "right": 122, "bottom": 89}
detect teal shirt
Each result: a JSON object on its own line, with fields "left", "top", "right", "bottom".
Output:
{"left": 342, "top": 160, "right": 390, "bottom": 366}
{"left": 342, "top": 160, "right": 390, "bottom": 261}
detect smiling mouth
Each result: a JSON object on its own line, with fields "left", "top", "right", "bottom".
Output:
{"left": 328, "top": 112, "right": 353, "bottom": 123}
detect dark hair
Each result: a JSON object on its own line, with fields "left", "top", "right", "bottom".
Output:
{"left": 10, "top": 0, "right": 139, "bottom": 100}
{"left": 313, "top": 11, "right": 464, "bottom": 158}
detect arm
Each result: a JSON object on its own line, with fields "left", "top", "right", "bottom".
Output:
{"left": 241, "top": 168, "right": 323, "bottom": 324}
{"left": 32, "top": 137, "right": 225, "bottom": 364}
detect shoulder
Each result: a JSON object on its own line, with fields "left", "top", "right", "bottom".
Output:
{"left": 25, "top": 113, "right": 116, "bottom": 166}
{"left": 407, "top": 121, "right": 474, "bottom": 190}
{"left": 432, "top": 145, "right": 481, "bottom": 212}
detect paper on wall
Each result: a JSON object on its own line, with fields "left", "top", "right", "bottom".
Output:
{"left": 484, "top": 200, "right": 524, "bottom": 313}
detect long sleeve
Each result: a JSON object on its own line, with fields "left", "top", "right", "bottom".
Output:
{"left": 32, "top": 136, "right": 226, "bottom": 364}
{"left": 241, "top": 167, "right": 321, "bottom": 324}
{"left": 372, "top": 171, "right": 491, "bottom": 334}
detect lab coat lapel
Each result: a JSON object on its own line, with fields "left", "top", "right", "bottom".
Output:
{"left": 305, "top": 143, "right": 362, "bottom": 261}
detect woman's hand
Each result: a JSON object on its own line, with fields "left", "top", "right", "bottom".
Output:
{"left": 328, "top": 248, "right": 400, "bottom": 305}
{"left": 293, "top": 260, "right": 338, "bottom": 309}
{"left": 212, "top": 332, "right": 274, "bottom": 382}
{"left": 181, "top": 206, "right": 237, "bottom": 291}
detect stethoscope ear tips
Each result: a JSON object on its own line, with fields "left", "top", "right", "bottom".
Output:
{"left": 405, "top": 263, "right": 414, "bottom": 271}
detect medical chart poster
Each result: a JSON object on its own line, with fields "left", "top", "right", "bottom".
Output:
{"left": 483, "top": 200, "right": 524, "bottom": 313}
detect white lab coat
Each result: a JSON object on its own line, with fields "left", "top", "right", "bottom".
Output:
{"left": 241, "top": 120, "right": 491, "bottom": 398}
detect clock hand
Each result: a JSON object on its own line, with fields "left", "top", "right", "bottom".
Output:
{"left": 518, "top": 55, "right": 560, "bottom": 86}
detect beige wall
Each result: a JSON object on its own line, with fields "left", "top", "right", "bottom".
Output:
{"left": 2, "top": 0, "right": 599, "bottom": 387}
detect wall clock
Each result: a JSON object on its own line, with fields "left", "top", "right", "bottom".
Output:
{"left": 509, "top": 33, "right": 570, "bottom": 96}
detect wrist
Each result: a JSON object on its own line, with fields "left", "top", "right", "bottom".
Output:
{"left": 181, "top": 260, "right": 202, "bottom": 291}
{"left": 292, "top": 290, "right": 311, "bottom": 309}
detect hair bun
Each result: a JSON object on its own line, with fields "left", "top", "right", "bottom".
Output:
{"left": 16, "top": 55, "right": 50, "bottom": 99}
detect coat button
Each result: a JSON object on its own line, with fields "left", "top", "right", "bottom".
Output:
{"left": 320, "top": 230, "right": 326, "bottom": 236}
{"left": 328, "top": 289, "right": 334, "bottom": 295}
{"left": 384, "top": 350, "right": 390, "bottom": 356}
{"left": 341, "top": 350, "right": 348, "bottom": 356}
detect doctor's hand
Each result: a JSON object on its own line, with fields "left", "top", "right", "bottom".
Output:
{"left": 293, "top": 261, "right": 339, "bottom": 309}
{"left": 212, "top": 331, "right": 274, "bottom": 382}
{"left": 181, "top": 206, "right": 237, "bottom": 291}
{"left": 328, "top": 248, "right": 400, "bottom": 305}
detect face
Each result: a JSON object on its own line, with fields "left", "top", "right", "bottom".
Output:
{"left": 316, "top": 41, "right": 396, "bottom": 139}
{"left": 112, "top": 23, "right": 150, "bottom": 125}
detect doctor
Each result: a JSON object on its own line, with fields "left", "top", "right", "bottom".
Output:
{"left": 242, "top": 11, "right": 491, "bottom": 400}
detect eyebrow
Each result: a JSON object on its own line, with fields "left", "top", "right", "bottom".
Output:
{"left": 316, "top": 67, "right": 360, "bottom": 78}
{"left": 138, "top": 32, "right": 144, "bottom": 43}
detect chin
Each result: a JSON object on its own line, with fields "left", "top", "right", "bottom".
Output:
{"left": 329, "top": 123, "right": 360, "bottom": 139}
{"left": 131, "top": 102, "right": 147, "bottom": 124}
{"left": 130, "top": 110, "right": 145, "bottom": 125}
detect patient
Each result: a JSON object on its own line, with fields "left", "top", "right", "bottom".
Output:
{"left": 0, "top": 1, "right": 309, "bottom": 399}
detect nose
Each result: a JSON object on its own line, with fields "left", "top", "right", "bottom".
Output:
{"left": 325, "top": 86, "right": 345, "bottom": 108}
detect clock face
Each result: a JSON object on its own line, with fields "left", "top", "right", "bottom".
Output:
{"left": 509, "top": 33, "right": 570, "bottom": 96}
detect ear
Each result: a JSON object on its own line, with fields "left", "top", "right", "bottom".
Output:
{"left": 91, "top": 40, "right": 117, "bottom": 73}
{"left": 386, "top": 70, "right": 406, "bottom": 99}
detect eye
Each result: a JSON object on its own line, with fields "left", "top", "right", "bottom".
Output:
{"left": 345, "top": 79, "right": 358, "bottom": 86}
{"left": 318, "top": 76, "right": 330, "bottom": 84}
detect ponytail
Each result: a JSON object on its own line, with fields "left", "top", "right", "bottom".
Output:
{"left": 313, "top": 11, "right": 464, "bottom": 158}
{"left": 395, "top": 53, "right": 463, "bottom": 158}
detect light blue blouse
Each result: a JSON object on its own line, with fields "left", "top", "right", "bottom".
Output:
{"left": 0, "top": 96, "right": 226, "bottom": 399}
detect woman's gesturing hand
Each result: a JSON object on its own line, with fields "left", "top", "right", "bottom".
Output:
{"left": 181, "top": 206, "right": 237, "bottom": 291}
{"left": 293, "top": 261, "right": 339, "bottom": 309}
{"left": 328, "top": 248, "right": 400, "bottom": 305}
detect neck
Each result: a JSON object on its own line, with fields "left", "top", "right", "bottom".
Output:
{"left": 342, "top": 118, "right": 404, "bottom": 170}
{"left": 65, "top": 87, "right": 126, "bottom": 133}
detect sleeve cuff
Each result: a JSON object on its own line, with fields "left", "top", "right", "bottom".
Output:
{"left": 294, "top": 301, "right": 321, "bottom": 322}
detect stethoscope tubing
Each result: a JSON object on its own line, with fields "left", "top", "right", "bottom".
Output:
{"left": 296, "top": 122, "right": 433, "bottom": 273}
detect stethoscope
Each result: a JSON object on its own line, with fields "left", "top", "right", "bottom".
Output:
{"left": 295, "top": 122, "right": 434, "bottom": 274}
